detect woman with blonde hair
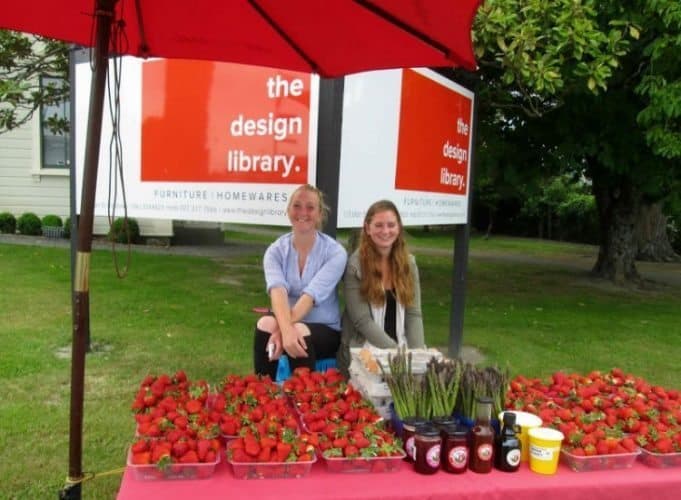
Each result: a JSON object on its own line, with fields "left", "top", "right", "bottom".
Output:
{"left": 337, "top": 200, "right": 424, "bottom": 376}
{"left": 253, "top": 184, "right": 347, "bottom": 379}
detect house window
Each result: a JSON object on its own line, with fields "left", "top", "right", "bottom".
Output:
{"left": 40, "top": 76, "right": 70, "bottom": 169}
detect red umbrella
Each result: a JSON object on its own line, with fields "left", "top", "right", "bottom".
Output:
{"left": 1, "top": 0, "right": 480, "bottom": 75}
{"left": 1, "top": 1, "right": 481, "bottom": 498}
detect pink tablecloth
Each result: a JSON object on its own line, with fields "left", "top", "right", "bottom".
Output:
{"left": 117, "top": 458, "right": 681, "bottom": 500}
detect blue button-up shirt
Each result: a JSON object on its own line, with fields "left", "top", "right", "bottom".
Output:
{"left": 263, "top": 231, "right": 347, "bottom": 330}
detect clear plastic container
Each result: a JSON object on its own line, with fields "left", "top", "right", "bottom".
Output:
{"left": 227, "top": 454, "right": 316, "bottom": 479}
{"left": 126, "top": 449, "right": 220, "bottom": 480}
{"left": 560, "top": 448, "right": 640, "bottom": 472}
{"left": 322, "top": 451, "right": 406, "bottom": 473}
{"left": 638, "top": 448, "right": 681, "bottom": 468}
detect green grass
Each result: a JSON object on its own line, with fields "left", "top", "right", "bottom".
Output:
{"left": 0, "top": 235, "right": 679, "bottom": 499}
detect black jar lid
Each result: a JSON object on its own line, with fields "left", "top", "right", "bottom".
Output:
{"left": 416, "top": 424, "right": 441, "bottom": 438}
{"left": 442, "top": 424, "right": 469, "bottom": 437}
{"left": 502, "top": 411, "right": 517, "bottom": 426}
{"left": 431, "top": 416, "right": 457, "bottom": 428}
{"left": 402, "top": 416, "right": 429, "bottom": 430}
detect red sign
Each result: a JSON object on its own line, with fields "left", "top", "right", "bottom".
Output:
{"left": 394, "top": 69, "right": 472, "bottom": 195}
{"left": 141, "top": 59, "right": 312, "bottom": 184}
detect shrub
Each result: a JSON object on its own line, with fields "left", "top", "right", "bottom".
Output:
{"left": 108, "top": 217, "right": 140, "bottom": 244}
{"left": 17, "top": 212, "right": 42, "bottom": 236}
{"left": 0, "top": 212, "right": 17, "bottom": 234}
{"left": 41, "top": 214, "right": 63, "bottom": 227}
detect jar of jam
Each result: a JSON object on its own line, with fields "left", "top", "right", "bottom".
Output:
{"left": 469, "top": 397, "right": 495, "bottom": 473}
{"left": 401, "top": 417, "right": 428, "bottom": 462}
{"left": 414, "top": 424, "right": 441, "bottom": 474}
{"left": 441, "top": 424, "right": 469, "bottom": 473}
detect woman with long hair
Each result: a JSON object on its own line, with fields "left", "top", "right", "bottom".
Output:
{"left": 337, "top": 200, "right": 424, "bottom": 376}
{"left": 253, "top": 184, "right": 347, "bottom": 380}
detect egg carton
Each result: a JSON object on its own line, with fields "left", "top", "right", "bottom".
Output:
{"left": 350, "top": 347, "right": 443, "bottom": 380}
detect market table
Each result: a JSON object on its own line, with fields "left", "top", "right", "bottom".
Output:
{"left": 117, "top": 457, "right": 681, "bottom": 500}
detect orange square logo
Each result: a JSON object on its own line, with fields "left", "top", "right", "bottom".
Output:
{"left": 141, "top": 59, "right": 312, "bottom": 184}
{"left": 395, "top": 69, "right": 472, "bottom": 195}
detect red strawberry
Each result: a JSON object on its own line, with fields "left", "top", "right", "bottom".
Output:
{"left": 197, "top": 439, "right": 212, "bottom": 461}
{"left": 244, "top": 436, "right": 261, "bottom": 457}
{"left": 654, "top": 438, "right": 673, "bottom": 454}
{"left": 344, "top": 445, "right": 360, "bottom": 457}
{"left": 257, "top": 446, "right": 272, "bottom": 462}
{"left": 131, "top": 451, "right": 151, "bottom": 465}
{"left": 595, "top": 440, "right": 610, "bottom": 455}
{"left": 230, "top": 448, "right": 252, "bottom": 463}
{"left": 131, "top": 439, "right": 148, "bottom": 454}
{"left": 276, "top": 442, "right": 293, "bottom": 461}
{"left": 621, "top": 437, "right": 637, "bottom": 452}
{"left": 333, "top": 437, "right": 348, "bottom": 448}
{"left": 185, "top": 399, "right": 203, "bottom": 414}
{"left": 179, "top": 450, "right": 199, "bottom": 464}
{"left": 353, "top": 436, "right": 371, "bottom": 449}
{"left": 172, "top": 440, "right": 189, "bottom": 458}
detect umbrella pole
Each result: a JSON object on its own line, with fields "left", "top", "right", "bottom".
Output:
{"left": 62, "top": 1, "right": 116, "bottom": 499}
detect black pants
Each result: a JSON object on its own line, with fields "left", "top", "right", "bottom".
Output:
{"left": 253, "top": 323, "right": 340, "bottom": 379}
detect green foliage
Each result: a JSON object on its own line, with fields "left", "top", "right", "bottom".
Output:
{"left": 0, "top": 30, "right": 69, "bottom": 133}
{"left": 0, "top": 211, "right": 16, "bottom": 234}
{"left": 40, "top": 214, "right": 62, "bottom": 227}
{"left": 634, "top": 0, "right": 681, "bottom": 159}
{"left": 108, "top": 217, "right": 140, "bottom": 244}
{"left": 472, "top": 0, "right": 629, "bottom": 116}
{"left": 16, "top": 212, "right": 42, "bottom": 235}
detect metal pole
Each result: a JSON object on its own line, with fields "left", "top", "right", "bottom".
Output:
{"left": 63, "top": 1, "right": 116, "bottom": 498}
{"left": 448, "top": 91, "right": 478, "bottom": 358}
{"left": 314, "top": 77, "right": 345, "bottom": 238}
{"left": 68, "top": 46, "right": 84, "bottom": 353}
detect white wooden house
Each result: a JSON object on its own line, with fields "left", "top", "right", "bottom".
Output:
{"left": 0, "top": 113, "right": 174, "bottom": 238}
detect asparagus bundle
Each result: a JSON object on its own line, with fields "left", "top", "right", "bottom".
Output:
{"left": 458, "top": 363, "right": 510, "bottom": 420}
{"left": 482, "top": 365, "right": 510, "bottom": 416}
{"left": 426, "top": 358, "right": 463, "bottom": 418}
{"left": 379, "top": 347, "right": 423, "bottom": 419}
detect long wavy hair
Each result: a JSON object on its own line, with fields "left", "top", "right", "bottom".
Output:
{"left": 358, "top": 200, "right": 414, "bottom": 307}
{"left": 286, "top": 184, "right": 329, "bottom": 230}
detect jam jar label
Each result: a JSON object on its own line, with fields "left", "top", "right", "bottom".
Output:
{"left": 477, "top": 443, "right": 493, "bottom": 461}
{"left": 406, "top": 437, "right": 416, "bottom": 460}
{"left": 505, "top": 449, "right": 521, "bottom": 467}
{"left": 426, "top": 444, "right": 441, "bottom": 468}
{"left": 448, "top": 446, "right": 468, "bottom": 469}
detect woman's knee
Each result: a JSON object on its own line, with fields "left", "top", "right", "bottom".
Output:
{"left": 256, "top": 315, "right": 278, "bottom": 332}
{"left": 294, "top": 323, "right": 311, "bottom": 337}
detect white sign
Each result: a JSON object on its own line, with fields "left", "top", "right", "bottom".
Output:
{"left": 74, "top": 57, "right": 319, "bottom": 225}
{"left": 337, "top": 68, "right": 474, "bottom": 227}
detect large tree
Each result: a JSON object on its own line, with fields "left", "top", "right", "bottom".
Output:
{"left": 465, "top": 0, "right": 680, "bottom": 284}
{"left": 0, "top": 30, "right": 68, "bottom": 133}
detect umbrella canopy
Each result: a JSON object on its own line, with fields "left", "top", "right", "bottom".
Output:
{"left": 1, "top": 0, "right": 480, "bottom": 76}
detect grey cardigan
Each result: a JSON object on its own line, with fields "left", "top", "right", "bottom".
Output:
{"left": 337, "top": 250, "right": 425, "bottom": 377}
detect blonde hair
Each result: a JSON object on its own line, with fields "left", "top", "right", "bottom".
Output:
{"left": 286, "top": 184, "right": 329, "bottom": 230}
{"left": 358, "top": 200, "right": 414, "bottom": 306}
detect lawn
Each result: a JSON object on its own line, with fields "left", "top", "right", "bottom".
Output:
{"left": 0, "top": 233, "right": 679, "bottom": 499}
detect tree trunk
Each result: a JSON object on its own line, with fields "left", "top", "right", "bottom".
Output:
{"left": 591, "top": 175, "right": 641, "bottom": 284}
{"left": 634, "top": 202, "right": 680, "bottom": 262}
